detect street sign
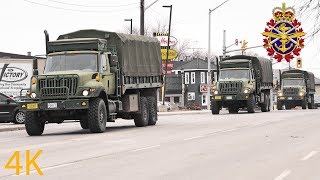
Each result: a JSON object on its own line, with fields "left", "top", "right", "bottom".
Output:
{"left": 161, "top": 49, "right": 178, "bottom": 60}
{"left": 162, "top": 69, "right": 172, "bottom": 75}
{"left": 162, "top": 62, "right": 174, "bottom": 69}
{"left": 156, "top": 36, "right": 178, "bottom": 46}
{"left": 200, "top": 84, "right": 208, "bottom": 92}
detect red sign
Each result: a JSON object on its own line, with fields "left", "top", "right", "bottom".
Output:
{"left": 200, "top": 84, "right": 208, "bottom": 92}
{"left": 162, "top": 62, "right": 174, "bottom": 69}
{"left": 162, "top": 69, "right": 172, "bottom": 75}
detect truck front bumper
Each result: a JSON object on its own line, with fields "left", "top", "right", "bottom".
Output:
{"left": 277, "top": 96, "right": 304, "bottom": 101}
{"left": 211, "top": 94, "right": 250, "bottom": 101}
{"left": 21, "top": 99, "right": 89, "bottom": 111}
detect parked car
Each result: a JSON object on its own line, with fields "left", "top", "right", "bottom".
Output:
{"left": 0, "top": 93, "right": 25, "bottom": 124}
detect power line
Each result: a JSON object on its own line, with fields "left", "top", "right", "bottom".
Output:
{"left": 24, "top": 0, "right": 137, "bottom": 13}
{"left": 46, "top": 0, "right": 139, "bottom": 8}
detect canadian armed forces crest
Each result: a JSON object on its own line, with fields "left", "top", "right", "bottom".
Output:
{"left": 262, "top": 3, "right": 305, "bottom": 62}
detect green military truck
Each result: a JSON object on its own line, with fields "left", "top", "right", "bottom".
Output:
{"left": 21, "top": 29, "right": 163, "bottom": 136}
{"left": 277, "top": 69, "right": 316, "bottom": 110}
{"left": 211, "top": 55, "right": 273, "bottom": 114}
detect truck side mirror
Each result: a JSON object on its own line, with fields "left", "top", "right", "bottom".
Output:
{"left": 110, "top": 56, "right": 118, "bottom": 67}
{"left": 6, "top": 98, "right": 11, "bottom": 104}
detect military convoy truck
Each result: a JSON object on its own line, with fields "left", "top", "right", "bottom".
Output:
{"left": 21, "top": 29, "right": 163, "bottom": 135}
{"left": 277, "top": 69, "right": 316, "bottom": 110}
{"left": 211, "top": 55, "right": 273, "bottom": 114}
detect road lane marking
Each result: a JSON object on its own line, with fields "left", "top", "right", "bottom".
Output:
{"left": 184, "top": 135, "right": 205, "bottom": 141}
{"left": 301, "top": 151, "right": 318, "bottom": 161}
{"left": 131, "top": 145, "right": 160, "bottom": 152}
{"left": 274, "top": 169, "right": 291, "bottom": 180}
{"left": 11, "top": 162, "right": 76, "bottom": 176}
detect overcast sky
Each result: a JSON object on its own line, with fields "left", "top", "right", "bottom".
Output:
{"left": 1, "top": 0, "right": 319, "bottom": 77}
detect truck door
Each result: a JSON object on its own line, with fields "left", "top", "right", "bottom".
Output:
{"left": 100, "top": 53, "right": 115, "bottom": 95}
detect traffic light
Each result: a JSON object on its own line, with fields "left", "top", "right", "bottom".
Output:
{"left": 296, "top": 57, "right": 302, "bottom": 68}
{"left": 235, "top": 39, "right": 239, "bottom": 46}
{"left": 241, "top": 40, "right": 248, "bottom": 49}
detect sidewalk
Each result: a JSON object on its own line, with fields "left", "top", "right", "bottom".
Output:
{"left": 0, "top": 110, "right": 211, "bottom": 133}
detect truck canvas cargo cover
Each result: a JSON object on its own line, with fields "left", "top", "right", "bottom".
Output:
{"left": 221, "top": 55, "right": 273, "bottom": 84}
{"left": 57, "top": 29, "right": 162, "bottom": 77}
{"left": 282, "top": 69, "right": 315, "bottom": 91}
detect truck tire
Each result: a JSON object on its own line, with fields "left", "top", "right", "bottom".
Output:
{"left": 302, "top": 98, "right": 307, "bottom": 110}
{"left": 211, "top": 101, "right": 220, "bottom": 114}
{"left": 277, "top": 102, "right": 283, "bottom": 110}
{"left": 308, "top": 95, "right": 314, "bottom": 109}
{"left": 247, "top": 94, "right": 255, "bottom": 113}
{"left": 147, "top": 96, "right": 157, "bottom": 125}
{"left": 134, "top": 97, "right": 149, "bottom": 127}
{"left": 25, "top": 111, "right": 45, "bottom": 136}
{"left": 228, "top": 107, "right": 239, "bottom": 114}
{"left": 88, "top": 98, "right": 107, "bottom": 133}
{"left": 80, "top": 117, "right": 89, "bottom": 129}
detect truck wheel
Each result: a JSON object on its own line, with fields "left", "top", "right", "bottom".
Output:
{"left": 80, "top": 117, "right": 89, "bottom": 129}
{"left": 302, "top": 98, "right": 307, "bottom": 109}
{"left": 247, "top": 94, "right": 255, "bottom": 113}
{"left": 211, "top": 101, "right": 220, "bottom": 114}
{"left": 25, "top": 111, "right": 45, "bottom": 136}
{"left": 133, "top": 97, "right": 149, "bottom": 127}
{"left": 277, "top": 102, "right": 283, "bottom": 110}
{"left": 88, "top": 98, "right": 107, "bottom": 133}
{"left": 147, "top": 96, "right": 157, "bottom": 125}
{"left": 228, "top": 107, "right": 239, "bottom": 114}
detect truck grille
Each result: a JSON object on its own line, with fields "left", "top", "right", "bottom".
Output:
{"left": 38, "top": 75, "right": 78, "bottom": 99}
{"left": 219, "top": 81, "right": 242, "bottom": 94}
{"left": 283, "top": 87, "right": 299, "bottom": 96}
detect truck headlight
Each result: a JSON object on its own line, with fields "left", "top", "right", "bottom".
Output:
{"left": 244, "top": 88, "right": 250, "bottom": 94}
{"left": 213, "top": 90, "right": 219, "bottom": 95}
{"left": 82, "top": 90, "right": 89, "bottom": 96}
{"left": 278, "top": 92, "right": 283, "bottom": 96}
{"left": 299, "top": 92, "right": 304, "bottom": 96}
{"left": 31, "top": 93, "right": 37, "bottom": 98}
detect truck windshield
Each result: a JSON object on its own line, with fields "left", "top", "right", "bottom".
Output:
{"left": 283, "top": 79, "right": 305, "bottom": 86}
{"left": 219, "top": 69, "right": 250, "bottom": 80}
{"left": 44, "top": 53, "right": 98, "bottom": 73}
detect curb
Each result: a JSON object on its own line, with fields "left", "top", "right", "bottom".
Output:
{"left": 158, "top": 110, "right": 210, "bottom": 116}
{"left": 0, "top": 126, "right": 26, "bottom": 133}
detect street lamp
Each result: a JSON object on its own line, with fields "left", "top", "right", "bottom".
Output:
{"left": 207, "top": 0, "right": 230, "bottom": 110}
{"left": 162, "top": 5, "right": 172, "bottom": 105}
{"left": 124, "top": 19, "right": 133, "bottom": 34}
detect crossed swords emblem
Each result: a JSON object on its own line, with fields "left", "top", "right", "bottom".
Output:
{"left": 262, "top": 23, "right": 305, "bottom": 53}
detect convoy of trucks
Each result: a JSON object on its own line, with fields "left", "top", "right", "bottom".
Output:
{"left": 210, "top": 55, "right": 273, "bottom": 114}
{"left": 277, "top": 69, "right": 316, "bottom": 110}
{"left": 21, "top": 29, "right": 163, "bottom": 135}
{"left": 5, "top": 29, "right": 316, "bottom": 135}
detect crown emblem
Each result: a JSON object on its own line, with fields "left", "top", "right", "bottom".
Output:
{"left": 272, "top": 3, "right": 295, "bottom": 22}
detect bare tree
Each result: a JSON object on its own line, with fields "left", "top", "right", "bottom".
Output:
{"left": 296, "top": 0, "right": 320, "bottom": 37}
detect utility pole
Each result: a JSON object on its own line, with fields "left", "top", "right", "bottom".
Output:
{"left": 162, "top": 5, "right": 172, "bottom": 105}
{"left": 140, "top": 0, "right": 145, "bottom": 35}
{"left": 207, "top": 0, "right": 230, "bottom": 110}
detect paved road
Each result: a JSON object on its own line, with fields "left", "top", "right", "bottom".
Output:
{"left": 0, "top": 109, "right": 319, "bottom": 180}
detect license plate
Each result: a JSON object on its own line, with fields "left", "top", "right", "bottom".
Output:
{"left": 288, "top": 97, "right": 292, "bottom": 100}
{"left": 27, "top": 103, "right": 38, "bottom": 109}
{"left": 47, "top": 102, "right": 58, "bottom": 109}
{"left": 215, "top": 96, "right": 222, "bottom": 100}
{"left": 226, "top": 96, "right": 233, "bottom": 100}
